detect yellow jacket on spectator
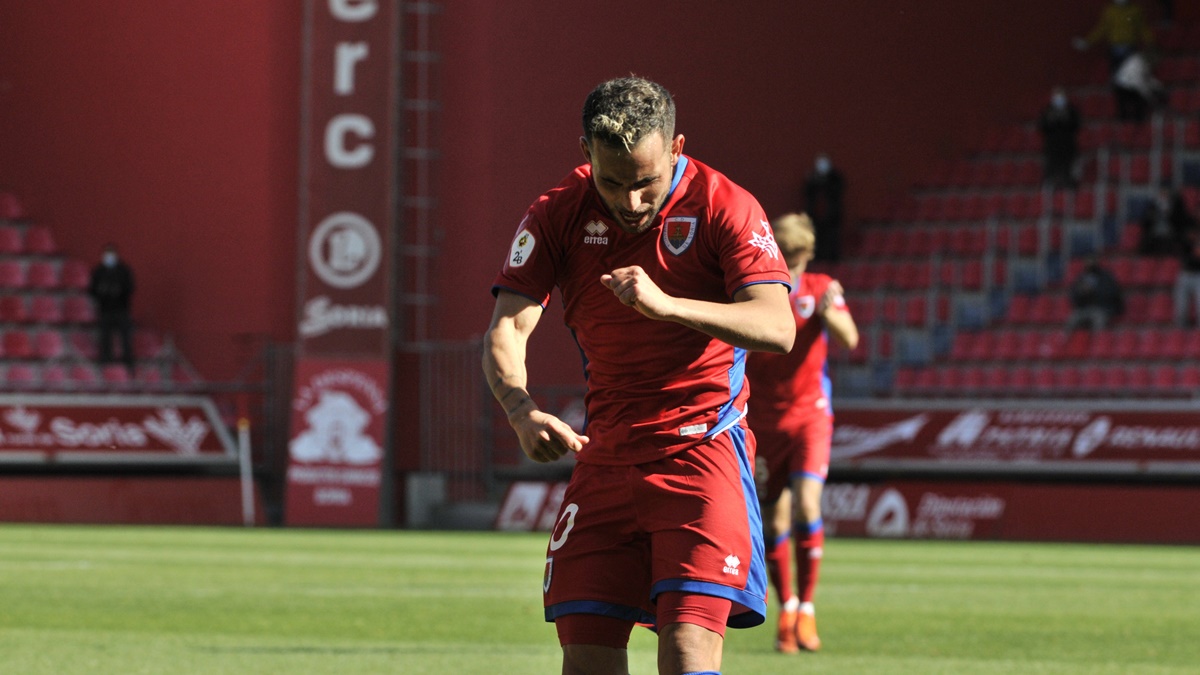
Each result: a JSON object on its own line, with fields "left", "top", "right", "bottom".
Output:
{"left": 1085, "top": 2, "right": 1155, "bottom": 49}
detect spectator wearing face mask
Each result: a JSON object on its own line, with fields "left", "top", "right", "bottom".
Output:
{"left": 87, "top": 243, "right": 136, "bottom": 370}
{"left": 1038, "top": 87, "right": 1082, "bottom": 189}
{"left": 802, "top": 153, "right": 845, "bottom": 263}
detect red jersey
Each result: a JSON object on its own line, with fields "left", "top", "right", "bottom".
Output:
{"left": 746, "top": 272, "right": 848, "bottom": 433}
{"left": 493, "top": 156, "right": 791, "bottom": 466}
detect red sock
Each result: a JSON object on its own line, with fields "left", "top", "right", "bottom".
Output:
{"left": 794, "top": 521, "right": 825, "bottom": 604}
{"left": 765, "top": 531, "right": 795, "bottom": 604}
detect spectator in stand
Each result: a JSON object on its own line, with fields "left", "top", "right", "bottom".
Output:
{"left": 802, "top": 153, "right": 845, "bottom": 262}
{"left": 1139, "top": 184, "right": 1194, "bottom": 256}
{"left": 1174, "top": 218, "right": 1200, "bottom": 327}
{"left": 746, "top": 213, "right": 858, "bottom": 655}
{"left": 1067, "top": 256, "right": 1125, "bottom": 331}
{"left": 1073, "top": 0, "right": 1157, "bottom": 121}
{"left": 88, "top": 243, "right": 136, "bottom": 370}
{"left": 1112, "top": 51, "right": 1167, "bottom": 122}
{"left": 1073, "top": 0, "right": 1156, "bottom": 75}
{"left": 1037, "top": 86, "right": 1082, "bottom": 189}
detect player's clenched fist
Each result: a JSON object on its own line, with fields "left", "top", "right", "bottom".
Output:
{"left": 601, "top": 265, "right": 674, "bottom": 320}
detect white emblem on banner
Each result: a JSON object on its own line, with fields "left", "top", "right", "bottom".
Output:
{"left": 308, "top": 211, "right": 382, "bottom": 289}
{"left": 509, "top": 229, "right": 536, "bottom": 267}
{"left": 290, "top": 391, "right": 383, "bottom": 465}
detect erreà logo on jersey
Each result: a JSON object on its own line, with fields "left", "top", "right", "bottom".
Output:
{"left": 663, "top": 216, "right": 697, "bottom": 255}
{"left": 583, "top": 220, "right": 609, "bottom": 245}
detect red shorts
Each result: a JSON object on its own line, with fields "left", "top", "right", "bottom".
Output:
{"left": 754, "top": 413, "right": 832, "bottom": 504}
{"left": 542, "top": 424, "right": 767, "bottom": 639}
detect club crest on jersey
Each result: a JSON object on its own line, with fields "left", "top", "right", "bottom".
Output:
{"left": 795, "top": 295, "right": 816, "bottom": 319}
{"left": 543, "top": 557, "right": 553, "bottom": 593}
{"left": 583, "top": 220, "right": 609, "bottom": 245}
{"left": 509, "top": 229, "right": 535, "bottom": 267}
{"left": 663, "top": 216, "right": 697, "bottom": 255}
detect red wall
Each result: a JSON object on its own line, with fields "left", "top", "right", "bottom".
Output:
{"left": 0, "top": 0, "right": 1135, "bottom": 386}
{"left": 437, "top": 0, "right": 1111, "bottom": 387}
{"left": 0, "top": 1, "right": 301, "bottom": 380}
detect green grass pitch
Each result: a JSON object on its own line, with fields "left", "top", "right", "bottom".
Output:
{"left": 1, "top": 524, "right": 1198, "bottom": 674}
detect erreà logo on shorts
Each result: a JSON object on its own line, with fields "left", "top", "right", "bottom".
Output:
{"left": 583, "top": 220, "right": 609, "bottom": 245}
{"left": 723, "top": 554, "right": 741, "bottom": 576}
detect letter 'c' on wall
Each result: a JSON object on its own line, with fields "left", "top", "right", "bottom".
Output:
{"left": 325, "top": 114, "right": 375, "bottom": 168}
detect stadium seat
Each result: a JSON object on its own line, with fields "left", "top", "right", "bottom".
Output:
{"left": 69, "top": 363, "right": 101, "bottom": 389}
{"left": 0, "top": 192, "right": 25, "bottom": 220}
{"left": 40, "top": 363, "right": 69, "bottom": 389}
{"left": 4, "top": 363, "right": 40, "bottom": 389}
{"left": 69, "top": 330, "right": 98, "bottom": 359}
{"left": 135, "top": 363, "right": 165, "bottom": 390}
{"left": 23, "top": 226, "right": 58, "bottom": 255}
{"left": 30, "top": 295, "right": 63, "bottom": 324}
{"left": 1178, "top": 367, "right": 1200, "bottom": 391}
{"left": 0, "top": 226, "right": 23, "bottom": 254}
{"left": 2, "top": 329, "right": 33, "bottom": 359}
{"left": 1127, "top": 364, "right": 1152, "bottom": 391}
{"left": 1150, "top": 365, "right": 1177, "bottom": 391}
{"left": 33, "top": 330, "right": 66, "bottom": 359}
{"left": 949, "top": 331, "right": 978, "bottom": 361}
{"left": 903, "top": 295, "right": 928, "bottom": 326}
{"left": 0, "top": 295, "right": 29, "bottom": 322}
{"left": 991, "top": 327, "right": 1020, "bottom": 361}
{"left": 26, "top": 261, "right": 60, "bottom": 289}
{"left": 1045, "top": 365, "right": 1070, "bottom": 393}
{"left": 0, "top": 260, "right": 27, "bottom": 288}
{"left": 102, "top": 364, "right": 133, "bottom": 389}
{"left": 134, "top": 330, "right": 164, "bottom": 359}
{"left": 63, "top": 295, "right": 96, "bottom": 323}
{"left": 60, "top": 260, "right": 91, "bottom": 290}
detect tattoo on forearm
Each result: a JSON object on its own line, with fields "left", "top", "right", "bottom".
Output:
{"left": 505, "top": 396, "right": 533, "bottom": 417}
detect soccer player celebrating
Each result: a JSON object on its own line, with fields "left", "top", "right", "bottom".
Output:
{"left": 483, "top": 76, "right": 795, "bottom": 675}
{"left": 746, "top": 212, "right": 859, "bottom": 653}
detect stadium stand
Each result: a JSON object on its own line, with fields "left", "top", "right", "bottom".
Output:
{"left": 825, "top": 25, "right": 1200, "bottom": 400}
{"left": 0, "top": 192, "right": 202, "bottom": 392}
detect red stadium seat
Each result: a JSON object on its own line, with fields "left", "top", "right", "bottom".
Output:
{"left": 0, "top": 226, "right": 23, "bottom": 254}
{"left": 60, "top": 260, "right": 91, "bottom": 290}
{"left": 0, "top": 295, "right": 29, "bottom": 322}
{"left": 2, "top": 329, "right": 33, "bottom": 359}
{"left": 69, "top": 363, "right": 101, "bottom": 389}
{"left": 102, "top": 364, "right": 133, "bottom": 389}
{"left": 4, "top": 363, "right": 40, "bottom": 388}
{"left": 40, "top": 363, "right": 69, "bottom": 389}
{"left": 33, "top": 330, "right": 65, "bottom": 359}
{"left": 0, "top": 260, "right": 27, "bottom": 289}
{"left": 22, "top": 225, "right": 58, "bottom": 255}
{"left": 0, "top": 192, "right": 25, "bottom": 220}
{"left": 29, "top": 295, "right": 63, "bottom": 324}
{"left": 25, "top": 261, "right": 60, "bottom": 289}
{"left": 134, "top": 330, "right": 164, "bottom": 359}
{"left": 63, "top": 296, "right": 96, "bottom": 323}
{"left": 903, "top": 295, "right": 928, "bottom": 326}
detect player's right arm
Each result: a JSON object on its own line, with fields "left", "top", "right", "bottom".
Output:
{"left": 482, "top": 290, "right": 589, "bottom": 463}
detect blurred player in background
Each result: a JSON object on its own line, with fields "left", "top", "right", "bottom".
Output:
{"left": 746, "top": 212, "right": 859, "bottom": 653}
{"left": 483, "top": 76, "right": 795, "bottom": 675}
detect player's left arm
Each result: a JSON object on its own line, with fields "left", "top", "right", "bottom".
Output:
{"left": 819, "top": 279, "right": 858, "bottom": 350}
{"left": 601, "top": 267, "right": 794, "bottom": 353}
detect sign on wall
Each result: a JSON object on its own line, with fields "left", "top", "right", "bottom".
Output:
{"left": 0, "top": 394, "right": 236, "bottom": 463}
{"left": 831, "top": 401, "right": 1200, "bottom": 475}
{"left": 289, "top": 0, "right": 400, "bottom": 527}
